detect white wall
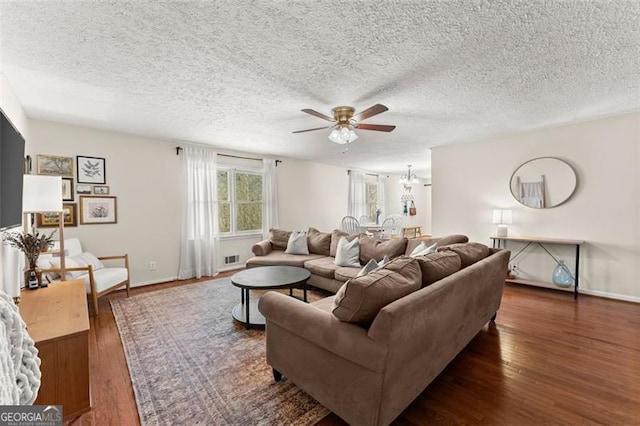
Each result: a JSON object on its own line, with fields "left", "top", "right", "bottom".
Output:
{"left": 432, "top": 113, "right": 640, "bottom": 301}
{"left": 276, "top": 158, "right": 349, "bottom": 232}
{"left": 384, "top": 175, "right": 432, "bottom": 235}
{"left": 27, "top": 119, "right": 183, "bottom": 286}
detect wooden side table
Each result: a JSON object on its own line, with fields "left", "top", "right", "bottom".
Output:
{"left": 402, "top": 226, "right": 422, "bottom": 238}
{"left": 19, "top": 279, "right": 91, "bottom": 420}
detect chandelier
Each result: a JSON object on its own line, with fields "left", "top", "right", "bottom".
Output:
{"left": 399, "top": 165, "right": 419, "bottom": 186}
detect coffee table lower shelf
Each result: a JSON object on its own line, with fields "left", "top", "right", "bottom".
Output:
{"left": 232, "top": 298, "right": 266, "bottom": 328}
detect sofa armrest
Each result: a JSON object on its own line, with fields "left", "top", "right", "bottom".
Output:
{"left": 258, "top": 292, "right": 387, "bottom": 372}
{"left": 252, "top": 239, "right": 273, "bottom": 256}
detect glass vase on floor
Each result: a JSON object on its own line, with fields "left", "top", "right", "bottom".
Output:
{"left": 552, "top": 261, "right": 573, "bottom": 288}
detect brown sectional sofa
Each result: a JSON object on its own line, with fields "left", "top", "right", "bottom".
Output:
{"left": 247, "top": 228, "right": 468, "bottom": 293}
{"left": 258, "top": 245, "right": 510, "bottom": 426}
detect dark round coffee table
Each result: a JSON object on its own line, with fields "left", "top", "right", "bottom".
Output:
{"left": 231, "top": 266, "right": 311, "bottom": 329}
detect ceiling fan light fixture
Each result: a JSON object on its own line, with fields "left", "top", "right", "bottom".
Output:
{"left": 328, "top": 127, "right": 358, "bottom": 144}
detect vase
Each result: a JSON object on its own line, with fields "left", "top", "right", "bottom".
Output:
{"left": 552, "top": 261, "right": 573, "bottom": 288}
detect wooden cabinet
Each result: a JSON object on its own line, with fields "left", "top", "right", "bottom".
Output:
{"left": 19, "top": 280, "right": 91, "bottom": 420}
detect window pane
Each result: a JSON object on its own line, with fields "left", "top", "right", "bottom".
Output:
{"left": 237, "top": 203, "right": 262, "bottom": 231}
{"left": 235, "top": 173, "right": 262, "bottom": 202}
{"left": 217, "top": 171, "right": 229, "bottom": 201}
{"left": 219, "top": 202, "right": 231, "bottom": 233}
{"left": 366, "top": 182, "right": 378, "bottom": 221}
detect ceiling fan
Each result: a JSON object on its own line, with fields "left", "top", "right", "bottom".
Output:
{"left": 293, "top": 104, "right": 396, "bottom": 144}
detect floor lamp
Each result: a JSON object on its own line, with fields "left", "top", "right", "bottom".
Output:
{"left": 22, "top": 175, "right": 64, "bottom": 288}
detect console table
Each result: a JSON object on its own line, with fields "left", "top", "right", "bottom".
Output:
{"left": 490, "top": 236, "right": 585, "bottom": 299}
{"left": 19, "top": 279, "right": 91, "bottom": 420}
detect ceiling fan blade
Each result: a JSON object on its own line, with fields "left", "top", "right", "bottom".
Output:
{"left": 354, "top": 104, "right": 389, "bottom": 121}
{"left": 292, "top": 125, "right": 334, "bottom": 134}
{"left": 355, "top": 123, "right": 396, "bottom": 132}
{"left": 301, "top": 109, "right": 335, "bottom": 122}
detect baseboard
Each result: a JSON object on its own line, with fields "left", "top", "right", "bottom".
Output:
{"left": 579, "top": 288, "right": 640, "bottom": 303}
{"left": 130, "top": 276, "right": 178, "bottom": 288}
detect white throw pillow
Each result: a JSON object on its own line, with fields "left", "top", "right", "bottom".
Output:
{"left": 377, "top": 255, "right": 391, "bottom": 268}
{"left": 73, "top": 252, "right": 105, "bottom": 271}
{"left": 285, "top": 231, "right": 310, "bottom": 255}
{"left": 334, "top": 237, "right": 360, "bottom": 267}
{"left": 410, "top": 242, "right": 437, "bottom": 257}
{"left": 50, "top": 257, "right": 86, "bottom": 279}
{"left": 357, "top": 258, "right": 379, "bottom": 277}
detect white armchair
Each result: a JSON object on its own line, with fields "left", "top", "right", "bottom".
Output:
{"left": 37, "top": 238, "right": 130, "bottom": 315}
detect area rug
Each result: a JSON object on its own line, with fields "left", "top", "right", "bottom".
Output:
{"left": 111, "top": 278, "right": 330, "bottom": 426}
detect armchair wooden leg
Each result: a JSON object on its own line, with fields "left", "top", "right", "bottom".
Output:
{"left": 91, "top": 291, "right": 99, "bottom": 316}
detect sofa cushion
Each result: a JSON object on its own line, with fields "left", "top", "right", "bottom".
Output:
{"left": 332, "top": 257, "right": 422, "bottom": 324}
{"left": 285, "top": 231, "right": 310, "bottom": 255}
{"left": 378, "top": 255, "right": 423, "bottom": 284}
{"left": 414, "top": 251, "right": 462, "bottom": 287}
{"left": 269, "top": 228, "right": 292, "bottom": 250}
{"left": 334, "top": 266, "right": 360, "bottom": 282}
{"left": 437, "top": 242, "right": 490, "bottom": 268}
{"left": 335, "top": 237, "right": 361, "bottom": 267}
{"left": 304, "top": 257, "right": 341, "bottom": 279}
{"left": 330, "top": 229, "right": 360, "bottom": 257}
{"left": 246, "top": 252, "right": 325, "bottom": 268}
{"left": 359, "top": 236, "right": 408, "bottom": 264}
{"left": 307, "top": 227, "right": 331, "bottom": 256}
{"left": 251, "top": 239, "right": 272, "bottom": 256}
{"left": 435, "top": 234, "right": 469, "bottom": 248}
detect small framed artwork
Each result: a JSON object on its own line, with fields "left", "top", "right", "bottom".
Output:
{"left": 62, "top": 178, "right": 74, "bottom": 201}
{"left": 37, "top": 154, "right": 74, "bottom": 177}
{"left": 77, "top": 156, "right": 106, "bottom": 184}
{"left": 93, "top": 185, "right": 110, "bottom": 195}
{"left": 36, "top": 203, "right": 78, "bottom": 227}
{"left": 80, "top": 196, "right": 117, "bottom": 225}
{"left": 76, "top": 184, "right": 92, "bottom": 195}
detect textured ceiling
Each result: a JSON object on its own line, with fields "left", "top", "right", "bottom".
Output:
{"left": 1, "top": 1, "right": 639, "bottom": 177}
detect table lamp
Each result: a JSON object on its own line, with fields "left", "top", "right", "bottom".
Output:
{"left": 492, "top": 209, "right": 512, "bottom": 237}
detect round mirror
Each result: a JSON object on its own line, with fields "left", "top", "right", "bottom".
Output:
{"left": 510, "top": 157, "right": 577, "bottom": 209}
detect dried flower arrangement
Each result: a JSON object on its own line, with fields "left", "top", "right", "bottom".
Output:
{"left": 2, "top": 229, "right": 57, "bottom": 271}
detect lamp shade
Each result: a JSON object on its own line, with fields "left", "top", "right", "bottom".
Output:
{"left": 22, "top": 175, "right": 63, "bottom": 213}
{"left": 492, "top": 209, "right": 512, "bottom": 224}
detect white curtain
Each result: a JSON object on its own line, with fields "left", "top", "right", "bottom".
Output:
{"left": 262, "top": 159, "right": 279, "bottom": 239}
{"left": 377, "top": 175, "right": 386, "bottom": 222}
{"left": 178, "top": 147, "right": 219, "bottom": 280}
{"left": 347, "top": 170, "right": 366, "bottom": 219}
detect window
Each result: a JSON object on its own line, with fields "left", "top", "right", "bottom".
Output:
{"left": 365, "top": 176, "right": 379, "bottom": 222}
{"left": 218, "top": 168, "right": 263, "bottom": 235}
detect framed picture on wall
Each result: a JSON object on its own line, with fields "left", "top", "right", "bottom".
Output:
{"left": 77, "top": 156, "right": 106, "bottom": 184}
{"left": 62, "top": 178, "right": 74, "bottom": 201}
{"left": 36, "top": 203, "right": 78, "bottom": 227}
{"left": 93, "top": 185, "right": 110, "bottom": 195}
{"left": 76, "top": 184, "right": 92, "bottom": 194}
{"left": 80, "top": 196, "right": 117, "bottom": 225}
{"left": 37, "top": 154, "right": 74, "bottom": 177}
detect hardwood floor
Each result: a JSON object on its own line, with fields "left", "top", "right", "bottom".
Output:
{"left": 68, "top": 279, "right": 640, "bottom": 425}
